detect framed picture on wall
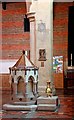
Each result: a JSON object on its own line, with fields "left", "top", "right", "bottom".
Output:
{"left": 53, "top": 56, "right": 63, "bottom": 73}
{"left": 39, "top": 49, "right": 46, "bottom": 61}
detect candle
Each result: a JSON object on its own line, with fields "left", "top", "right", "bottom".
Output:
{"left": 71, "top": 53, "right": 72, "bottom": 60}
{"left": 71, "top": 53, "right": 72, "bottom": 66}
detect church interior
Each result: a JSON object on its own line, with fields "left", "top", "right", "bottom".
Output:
{"left": 0, "top": 1, "right": 74, "bottom": 119}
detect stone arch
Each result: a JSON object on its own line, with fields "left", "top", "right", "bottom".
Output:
{"left": 17, "top": 76, "right": 25, "bottom": 95}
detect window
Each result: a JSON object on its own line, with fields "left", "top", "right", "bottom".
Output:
{"left": 2, "top": 2, "right": 6, "bottom": 10}
{"left": 24, "top": 15, "right": 30, "bottom": 32}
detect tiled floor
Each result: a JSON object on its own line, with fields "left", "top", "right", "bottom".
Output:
{"left": 0, "top": 90, "right": 74, "bottom": 120}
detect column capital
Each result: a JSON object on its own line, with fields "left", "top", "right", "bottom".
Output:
{"left": 34, "top": 81, "right": 37, "bottom": 84}
{"left": 27, "top": 12, "right": 35, "bottom": 22}
{"left": 14, "top": 80, "right": 17, "bottom": 84}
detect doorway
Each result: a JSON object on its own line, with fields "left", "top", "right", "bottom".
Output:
{"left": 68, "top": 6, "right": 74, "bottom": 66}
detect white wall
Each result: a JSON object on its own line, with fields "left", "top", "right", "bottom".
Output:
{"left": 0, "top": 60, "right": 17, "bottom": 73}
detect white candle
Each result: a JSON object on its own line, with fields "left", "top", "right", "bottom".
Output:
{"left": 71, "top": 53, "right": 72, "bottom": 60}
{"left": 71, "top": 53, "right": 72, "bottom": 66}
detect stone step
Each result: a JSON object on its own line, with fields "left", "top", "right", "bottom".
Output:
{"left": 12, "top": 101, "right": 36, "bottom": 105}
{"left": 37, "top": 104, "right": 57, "bottom": 111}
{"left": 37, "top": 96, "right": 58, "bottom": 106}
{"left": 3, "top": 104, "right": 37, "bottom": 111}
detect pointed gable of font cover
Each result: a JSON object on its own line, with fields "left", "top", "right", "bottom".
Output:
{"left": 9, "top": 50, "right": 38, "bottom": 71}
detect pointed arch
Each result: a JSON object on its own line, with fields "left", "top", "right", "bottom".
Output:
{"left": 17, "top": 76, "right": 24, "bottom": 94}
{"left": 27, "top": 76, "right": 35, "bottom": 95}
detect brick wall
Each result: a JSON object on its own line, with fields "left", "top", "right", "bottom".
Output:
{"left": 53, "top": 2, "right": 73, "bottom": 88}
{"left": 53, "top": 2, "right": 73, "bottom": 70}
{"left": 0, "top": 74, "right": 10, "bottom": 90}
{"left": 1, "top": 2, "right": 30, "bottom": 92}
{"left": 1, "top": 2, "right": 73, "bottom": 91}
{"left": 1, "top": 2, "right": 30, "bottom": 59}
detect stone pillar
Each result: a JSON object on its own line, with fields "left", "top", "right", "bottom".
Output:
{"left": 25, "top": 1, "right": 31, "bottom": 13}
{"left": 25, "top": 82, "right": 28, "bottom": 97}
{"left": 36, "top": 82, "right": 38, "bottom": 94}
{"left": 33, "top": 82, "right": 37, "bottom": 95}
{"left": 27, "top": 12, "right": 36, "bottom": 64}
{"left": 27, "top": 0, "right": 56, "bottom": 95}
{"left": 13, "top": 81, "right": 17, "bottom": 95}
{"left": 13, "top": 76, "right": 17, "bottom": 95}
{"left": 22, "top": 82, "right": 26, "bottom": 96}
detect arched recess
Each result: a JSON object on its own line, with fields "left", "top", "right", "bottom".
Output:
{"left": 27, "top": 76, "right": 35, "bottom": 95}
{"left": 11, "top": 77, "right": 14, "bottom": 94}
{"left": 17, "top": 76, "right": 24, "bottom": 94}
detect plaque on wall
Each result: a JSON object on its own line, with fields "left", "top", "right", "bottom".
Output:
{"left": 39, "top": 49, "right": 46, "bottom": 61}
{"left": 41, "top": 62, "right": 44, "bottom": 67}
{"left": 38, "top": 23, "right": 46, "bottom": 32}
